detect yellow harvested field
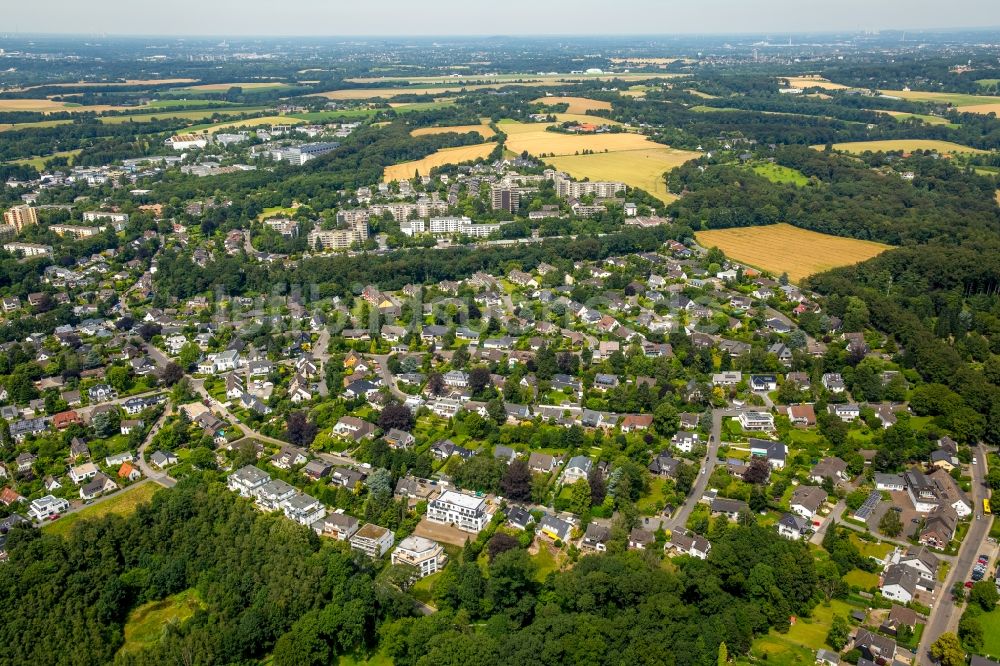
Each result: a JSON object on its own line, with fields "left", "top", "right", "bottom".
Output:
{"left": 177, "top": 81, "right": 289, "bottom": 91}
{"left": 784, "top": 76, "right": 849, "bottom": 90}
{"left": 18, "top": 78, "right": 198, "bottom": 90}
{"left": 957, "top": 102, "right": 1000, "bottom": 115}
{"left": 383, "top": 142, "right": 496, "bottom": 181}
{"left": 996, "top": 190, "right": 1000, "bottom": 206}
{"left": 546, "top": 147, "right": 700, "bottom": 203}
{"left": 500, "top": 120, "right": 653, "bottom": 156}
{"left": 532, "top": 96, "right": 613, "bottom": 114}
{"left": 0, "top": 99, "right": 121, "bottom": 113}
{"left": 695, "top": 223, "right": 892, "bottom": 283}
{"left": 815, "top": 139, "right": 986, "bottom": 155}
{"left": 318, "top": 82, "right": 550, "bottom": 100}
{"left": 553, "top": 113, "right": 623, "bottom": 126}
{"left": 411, "top": 124, "right": 495, "bottom": 138}
{"left": 347, "top": 73, "right": 683, "bottom": 85}
{"left": 687, "top": 89, "right": 718, "bottom": 99}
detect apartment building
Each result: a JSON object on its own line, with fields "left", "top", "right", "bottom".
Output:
{"left": 306, "top": 219, "right": 369, "bottom": 250}
{"left": 391, "top": 535, "right": 447, "bottom": 578}
{"left": 427, "top": 489, "right": 493, "bottom": 533}
{"left": 3, "top": 205, "right": 38, "bottom": 232}
{"left": 350, "top": 523, "right": 395, "bottom": 558}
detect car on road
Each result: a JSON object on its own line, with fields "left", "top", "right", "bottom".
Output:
{"left": 972, "top": 457, "right": 978, "bottom": 465}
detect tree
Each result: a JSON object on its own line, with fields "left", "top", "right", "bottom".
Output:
{"left": 969, "top": 581, "right": 999, "bottom": 612}
{"left": 499, "top": 459, "right": 532, "bottom": 502}
{"left": 286, "top": 411, "right": 318, "bottom": 447}
{"left": 485, "top": 532, "right": 519, "bottom": 561}
{"left": 826, "top": 615, "right": 850, "bottom": 651}
{"left": 107, "top": 366, "right": 134, "bottom": 393}
{"left": 652, "top": 402, "right": 679, "bottom": 437}
{"left": 178, "top": 342, "right": 201, "bottom": 370}
{"left": 742, "top": 457, "right": 771, "bottom": 485}
{"left": 468, "top": 367, "right": 491, "bottom": 396}
{"left": 958, "top": 608, "right": 983, "bottom": 651}
{"left": 588, "top": 466, "right": 607, "bottom": 506}
{"left": 92, "top": 409, "right": 120, "bottom": 438}
{"left": 486, "top": 398, "right": 506, "bottom": 426}
{"left": 378, "top": 404, "right": 414, "bottom": 432}
{"left": 717, "top": 642, "right": 727, "bottom": 666}
{"left": 879, "top": 507, "right": 903, "bottom": 537}
{"left": 930, "top": 633, "right": 965, "bottom": 666}
{"left": 568, "top": 479, "right": 592, "bottom": 515}
{"left": 160, "top": 361, "right": 184, "bottom": 386}
{"left": 427, "top": 372, "right": 445, "bottom": 396}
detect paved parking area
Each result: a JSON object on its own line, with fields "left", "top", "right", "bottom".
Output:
{"left": 867, "top": 490, "right": 922, "bottom": 540}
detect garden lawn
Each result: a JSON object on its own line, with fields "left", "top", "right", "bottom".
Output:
{"left": 976, "top": 608, "right": 1000, "bottom": 658}
{"left": 44, "top": 481, "right": 160, "bottom": 538}
{"left": 752, "top": 598, "right": 863, "bottom": 660}
{"left": 636, "top": 477, "right": 667, "bottom": 515}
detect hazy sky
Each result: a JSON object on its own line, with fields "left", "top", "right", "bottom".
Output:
{"left": 3, "top": 0, "right": 999, "bottom": 36}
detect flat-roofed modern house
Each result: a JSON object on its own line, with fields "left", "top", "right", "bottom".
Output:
{"left": 391, "top": 535, "right": 447, "bottom": 578}
{"left": 427, "top": 489, "right": 493, "bottom": 533}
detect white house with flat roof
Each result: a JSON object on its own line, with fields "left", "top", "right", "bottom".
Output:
{"left": 391, "top": 535, "right": 447, "bottom": 578}
{"left": 427, "top": 489, "right": 493, "bottom": 533}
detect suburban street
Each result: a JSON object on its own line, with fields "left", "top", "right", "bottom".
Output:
{"left": 134, "top": 406, "right": 176, "bottom": 488}
{"left": 668, "top": 408, "right": 735, "bottom": 531}
{"left": 916, "top": 443, "right": 993, "bottom": 665}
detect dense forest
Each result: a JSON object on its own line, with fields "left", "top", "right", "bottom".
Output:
{"left": 0, "top": 477, "right": 820, "bottom": 666}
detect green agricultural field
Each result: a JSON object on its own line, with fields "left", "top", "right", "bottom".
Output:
{"left": 119, "top": 589, "right": 204, "bottom": 654}
{"left": 0, "top": 119, "right": 73, "bottom": 133}
{"left": 288, "top": 109, "right": 379, "bottom": 122}
{"left": 689, "top": 105, "right": 740, "bottom": 113}
{"left": 99, "top": 106, "right": 269, "bottom": 124}
{"left": 44, "top": 481, "right": 160, "bottom": 538}
{"left": 390, "top": 100, "right": 457, "bottom": 113}
{"left": 9, "top": 148, "right": 82, "bottom": 170}
{"left": 752, "top": 163, "right": 810, "bottom": 186}
{"left": 880, "top": 110, "right": 959, "bottom": 127}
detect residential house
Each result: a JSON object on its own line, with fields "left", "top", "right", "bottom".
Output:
{"left": 875, "top": 473, "right": 905, "bottom": 492}
{"left": 28, "top": 495, "right": 69, "bottom": 521}
{"left": 427, "top": 490, "right": 493, "bottom": 533}
{"left": 528, "top": 452, "right": 558, "bottom": 474}
{"left": 738, "top": 410, "right": 774, "bottom": 432}
{"left": 582, "top": 523, "right": 611, "bottom": 552}
{"left": 254, "top": 479, "right": 298, "bottom": 511}
{"left": 777, "top": 513, "right": 811, "bottom": 540}
{"left": 538, "top": 514, "right": 573, "bottom": 542}
{"left": 671, "top": 431, "right": 701, "bottom": 453}
{"left": 281, "top": 493, "right": 326, "bottom": 526}
{"left": 118, "top": 462, "right": 141, "bottom": 481}
{"left": 790, "top": 485, "right": 827, "bottom": 520}
{"left": 853, "top": 629, "right": 896, "bottom": 664}
{"left": 333, "top": 416, "right": 375, "bottom": 441}
{"left": 667, "top": 531, "right": 711, "bottom": 559}
{"left": 391, "top": 535, "right": 447, "bottom": 578}
{"left": 150, "top": 450, "right": 178, "bottom": 468}
{"left": 562, "top": 456, "right": 592, "bottom": 484}
{"left": 710, "top": 497, "right": 748, "bottom": 520}
{"left": 350, "top": 523, "right": 395, "bottom": 558}
{"left": 749, "top": 439, "right": 787, "bottom": 468}
{"left": 312, "top": 511, "right": 360, "bottom": 541}
{"left": 80, "top": 473, "right": 118, "bottom": 500}
{"left": 785, "top": 404, "right": 816, "bottom": 427}
{"left": 384, "top": 429, "right": 415, "bottom": 449}
{"left": 810, "top": 457, "right": 848, "bottom": 484}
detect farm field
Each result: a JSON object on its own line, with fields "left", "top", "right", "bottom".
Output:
{"left": 316, "top": 82, "right": 550, "bottom": 100}
{"left": 879, "top": 110, "right": 958, "bottom": 127}
{"left": 694, "top": 223, "right": 892, "bottom": 283}
{"left": 546, "top": 146, "right": 699, "bottom": 203}
{"left": 752, "top": 163, "right": 810, "bottom": 186}
{"left": 783, "top": 76, "right": 850, "bottom": 90}
{"left": 389, "top": 100, "right": 456, "bottom": 113}
{"left": 815, "top": 139, "right": 986, "bottom": 155}
{"left": 186, "top": 115, "right": 306, "bottom": 134}
{"left": 99, "top": 106, "right": 269, "bottom": 124}
{"left": 288, "top": 109, "right": 379, "bottom": 122}
{"left": 10, "top": 149, "right": 81, "bottom": 170}
{"left": 43, "top": 481, "right": 160, "bottom": 538}
{"left": 383, "top": 142, "right": 496, "bottom": 181}
{"left": 119, "top": 589, "right": 204, "bottom": 655}
{"left": 173, "top": 81, "right": 292, "bottom": 92}
{"left": 553, "top": 112, "right": 623, "bottom": 126}
{"left": 0, "top": 119, "right": 73, "bottom": 132}
{"left": 499, "top": 119, "right": 655, "bottom": 155}
{"left": 880, "top": 89, "right": 1000, "bottom": 112}
{"left": 19, "top": 78, "right": 199, "bottom": 90}
{"left": 532, "top": 96, "right": 613, "bottom": 114}
{"left": 411, "top": 123, "right": 495, "bottom": 139}
{"left": 347, "top": 72, "right": 683, "bottom": 85}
